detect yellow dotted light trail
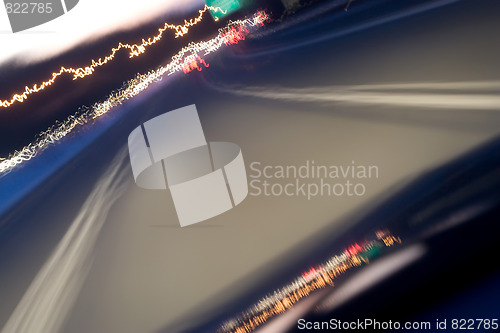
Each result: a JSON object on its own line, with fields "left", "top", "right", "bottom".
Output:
{"left": 0, "top": 5, "right": 227, "bottom": 109}
{"left": 0, "top": 11, "right": 270, "bottom": 174}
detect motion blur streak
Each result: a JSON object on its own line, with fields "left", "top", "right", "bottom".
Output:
{"left": 0, "top": 11, "right": 269, "bottom": 175}
{"left": 0, "top": 148, "right": 130, "bottom": 333}
{"left": 219, "top": 81, "right": 500, "bottom": 110}
{"left": 252, "top": 245, "right": 426, "bottom": 332}
{"left": 218, "top": 232, "right": 401, "bottom": 333}
{"left": 332, "top": 81, "right": 500, "bottom": 91}
{"left": 251, "top": 0, "right": 462, "bottom": 56}
{"left": 317, "top": 244, "right": 427, "bottom": 312}
{"left": 0, "top": 5, "right": 226, "bottom": 109}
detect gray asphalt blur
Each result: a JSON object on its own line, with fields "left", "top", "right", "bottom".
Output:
{"left": 1, "top": 0, "right": 499, "bottom": 332}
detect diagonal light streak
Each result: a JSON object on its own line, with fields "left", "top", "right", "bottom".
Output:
{"left": 0, "top": 5, "right": 227, "bottom": 109}
{"left": 217, "top": 81, "right": 500, "bottom": 110}
{"left": 0, "top": 148, "right": 130, "bottom": 333}
{"left": 0, "top": 11, "right": 270, "bottom": 175}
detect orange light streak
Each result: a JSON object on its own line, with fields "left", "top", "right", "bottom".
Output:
{"left": 218, "top": 232, "right": 401, "bottom": 333}
{"left": 0, "top": 5, "right": 226, "bottom": 109}
{"left": 0, "top": 11, "right": 270, "bottom": 174}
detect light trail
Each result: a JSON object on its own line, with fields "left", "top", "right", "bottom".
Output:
{"left": 0, "top": 11, "right": 270, "bottom": 175}
{"left": 218, "top": 231, "right": 402, "bottom": 333}
{"left": 0, "top": 148, "right": 130, "bottom": 333}
{"left": 217, "top": 81, "right": 500, "bottom": 110}
{"left": 182, "top": 54, "right": 210, "bottom": 73}
{"left": 0, "top": 5, "right": 227, "bottom": 109}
